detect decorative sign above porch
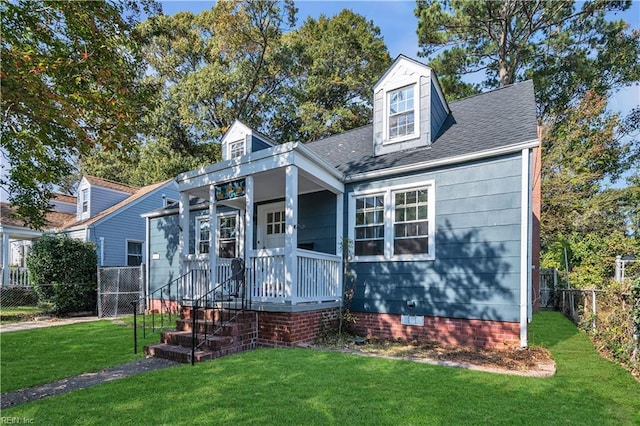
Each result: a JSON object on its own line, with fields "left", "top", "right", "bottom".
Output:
{"left": 215, "top": 179, "right": 246, "bottom": 201}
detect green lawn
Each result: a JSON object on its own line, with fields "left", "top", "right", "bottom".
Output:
{"left": 2, "top": 312, "right": 639, "bottom": 425}
{"left": 0, "top": 306, "right": 50, "bottom": 323}
{"left": 0, "top": 319, "right": 158, "bottom": 392}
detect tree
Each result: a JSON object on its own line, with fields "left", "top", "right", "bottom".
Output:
{"left": 138, "top": 0, "right": 297, "bottom": 152}
{"left": 0, "top": 0, "right": 159, "bottom": 229}
{"left": 415, "top": 0, "right": 640, "bottom": 118}
{"left": 276, "top": 9, "right": 391, "bottom": 142}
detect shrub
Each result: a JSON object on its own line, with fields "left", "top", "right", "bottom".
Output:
{"left": 26, "top": 235, "right": 98, "bottom": 315}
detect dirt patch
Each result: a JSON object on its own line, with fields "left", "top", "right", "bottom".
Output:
{"left": 310, "top": 335, "right": 555, "bottom": 377}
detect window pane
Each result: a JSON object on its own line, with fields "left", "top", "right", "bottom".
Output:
{"left": 395, "top": 208, "right": 404, "bottom": 222}
{"left": 394, "top": 238, "right": 428, "bottom": 255}
{"left": 355, "top": 240, "right": 384, "bottom": 256}
{"left": 267, "top": 224, "right": 273, "bottom": 235}
{"left": 417, "top": 205, "right": 428, "bottom": 220}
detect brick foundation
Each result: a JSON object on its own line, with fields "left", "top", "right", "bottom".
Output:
{"left": 257, "top": 307, "right": 340, "bottom": 347}
{"left": 351, "top": 312, "right": 521, "bottom": 349}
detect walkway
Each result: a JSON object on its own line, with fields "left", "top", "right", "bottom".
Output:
{"left": 1, "top": 358, "right": 177, "bottom": 409}
{"left": 0, "top": 316, "right": 102, "bottom": 334}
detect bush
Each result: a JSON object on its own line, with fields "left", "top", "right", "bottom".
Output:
{"left": 26, "top": 235, "right": 98, "bottom": 315}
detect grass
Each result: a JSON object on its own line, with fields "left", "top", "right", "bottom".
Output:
{"left": 0, "top": 319, "right": 158, "bottom": 392}
{"left": 2, "top": 312, "right": 639, "bottom": 425}
{"left": 0, "top": 306, "right": 50, "bottom": 323}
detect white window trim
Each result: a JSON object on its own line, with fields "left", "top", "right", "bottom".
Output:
{"left": 348, "top": 180, "right": 435, "bottom": 262}
{"left": 125, "top": 239, "right": 143, "bottom": 266}
{"left": 195, "top": 216, "right": 210, "bottom": 255}
{"left": 382, "top": 80, "right": 421, "bottom": 145}
{"left": 228, "top": 139, "right": 245, "bottom": 159}
{"left": 80, "top": 188, "right": 89, "bottom": 217}
{"left": 217, "top": 212, "right": 239, "bottom": 258}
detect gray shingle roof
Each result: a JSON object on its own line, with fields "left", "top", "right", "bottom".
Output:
{"left": 306, "top": 80, "right": 538, "bottom": 176}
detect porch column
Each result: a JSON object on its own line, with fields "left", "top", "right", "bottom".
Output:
{"left": 209, "top": 184, "right": 217, "bottom": 286}
{"left": 335, "top": 191, "right": 344, "bottom": 298}
{"left": 1, "top": 232, "right": 9, "bottom": 285}
{"left": 285, "top": 165, "right": 298, "bottom": 304}
{"left": 244, "top": 176, "right": 254, "bottom": 261}
{"left": 179, "top": 192, "right": 190, "bottom": 268}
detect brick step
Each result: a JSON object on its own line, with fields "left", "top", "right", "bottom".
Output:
{"left": 177, "top": 319, "right": 242, "bottom": 335}
{"left": 161, "top": 330, "right": 234, "bottom": 350}
{"left": 181, "top": 308, "right": 254, "bottom": 322}
{"left": 144, "top": 343, "right": 216, "bottom": 363}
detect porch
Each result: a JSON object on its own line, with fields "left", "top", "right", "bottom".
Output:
{"left": 175, "top": 141, "right": 345, "bottom": 310}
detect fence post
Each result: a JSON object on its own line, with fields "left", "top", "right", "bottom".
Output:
{"left": 97, "top": 266, "right": 102, "bottom": 318}
{"left": 591, "top": 289, "right": 596, "bottom": 331}
{"left": 615, "top": 255, "right": 622, "bottom": 282}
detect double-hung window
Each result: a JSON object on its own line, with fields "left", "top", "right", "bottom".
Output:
{"left": 388, "top": 85, "right": 415, "bottom": 139}
{"left": 196, "top": 217, "right": 210, "bottom": 255}
{"left": 354, "top": 195, "right": 385, "bottom": 256}
{"left": 351, "top": 182, "right": 434, "bottom": 261}
{"left": 127, "top": 241, "right": 143, "bottom": 266}
{"left": 218, "top": 215, "right": 237, "bottom": 258}
{"left": 81, "top": 189, "right": 89, "bottom": 213}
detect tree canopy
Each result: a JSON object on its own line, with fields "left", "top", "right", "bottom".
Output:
{"left": 1, "top": 0, "right": 159, "bottom": 228}
{"left": 415, "top": 0, "right": 640, "bottom": 119}
{"left": 82, "top": 1, "right": 390, "bottom": 185}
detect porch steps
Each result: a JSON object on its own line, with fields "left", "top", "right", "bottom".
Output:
{"left": 144, "top": 308, "right": 258, "bottom": 364}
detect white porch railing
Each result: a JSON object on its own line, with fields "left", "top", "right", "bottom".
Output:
{"left": 248, "top": 249, "right": 341, "bottom": 304}
{"left": 182, "top": 256, "right": 233, "bottom": 299}
{"left": 2, "top": 267, "right": 30, "bottom": 287}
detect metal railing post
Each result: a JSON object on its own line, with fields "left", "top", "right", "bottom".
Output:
{"left": 131, "top": 300, "right": 138, "bottom": 354}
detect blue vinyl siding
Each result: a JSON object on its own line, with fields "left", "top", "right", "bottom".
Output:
{"left": 346, "top": 153, "right": 523, "bottom": 322}
{"left": 88, "top": 183, "right": 179, "bottom": 267}
{"left": 89, "top": 186, "right": 129, "bottom": 218}
{"left": 430, "top": 82, "right": 448, "bottom": 139}
{"left": 298, "top": 191, "right": 337, "bottom": 255}
{"left": 148, "top": 214, "right": 181, "bottom": 294}
{"left": 251, "top": 135, "right": 272, "bottom": 153}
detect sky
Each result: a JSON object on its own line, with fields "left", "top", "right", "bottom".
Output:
{"left": 159, "top": 0, "right": 640, "bottom": 117}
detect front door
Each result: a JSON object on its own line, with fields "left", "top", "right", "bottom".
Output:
{"left": 257, "top": 202, "right": 286, "bottom": 250}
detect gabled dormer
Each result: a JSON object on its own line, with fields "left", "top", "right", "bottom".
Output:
{"left": 220, "top": 120, "right": 276, "bottom": 162}
{"left": 76, "top": 176, "right": 137, "bottom": 221}
{"left": 373, "top": 55, "right": 450, "bottom": 156}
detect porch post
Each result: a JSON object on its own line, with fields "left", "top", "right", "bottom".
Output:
{"left": 209, "top": 184, "right": 217, "bottom": 286}
{"left": 335, "top": 191, "right": 344, "bottom": 299}
{"left": 2, "top": 232, "right": 9, "bottom": 285}
{"left": 244, "top": 176, "right": 254, "bottom": 261}
{"left": 179, "top": 192, "right": 190, "bottom": 269}
{"left": 285, "top": 165, "right": 298, "bottom": 304}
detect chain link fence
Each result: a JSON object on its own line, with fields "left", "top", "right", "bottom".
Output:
{"left": 0, "top": 282, "right": 95, "bottom": 321}
{"left": 97, "top": 265, "right": 145, "bottom": 318}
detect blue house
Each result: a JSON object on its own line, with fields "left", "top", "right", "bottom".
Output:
{"left": 63, "top": 176, "right": 179, "bottom": 267}
{"left": 144, "top": 56, "right": 540, "bottom": 350}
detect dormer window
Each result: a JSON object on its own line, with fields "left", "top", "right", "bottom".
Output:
{"left": 81, "top": 189, "right": 89, "bottom": 213}
{"left": 229, "top": 140, "right": 245, "bottom": 159}
{"left": 389, "top": 85, "right": 415, "bottom": 139}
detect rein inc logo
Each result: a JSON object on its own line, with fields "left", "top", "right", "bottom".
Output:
{"left": 0, "top": 418, "right": 34, "bottom": 424}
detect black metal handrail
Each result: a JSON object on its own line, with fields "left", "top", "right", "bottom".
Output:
{"left": 188, "top": 265, "right": 248, "bottom": 365}
{"left": 131, "top": 271, "right": 190, "bottom": 354}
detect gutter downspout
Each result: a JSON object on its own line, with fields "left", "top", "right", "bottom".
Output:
{"left": 519, "top": 148, "right": 530, "bottom": 348}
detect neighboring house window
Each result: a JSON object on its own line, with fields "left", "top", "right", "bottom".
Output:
{"left": 351, "top": 182, "right": 435, "bottom": 261}
{"left": 218, "top": 215, "right": 237, "bottom": 258}
{"left": 229, "top": 140, "right": 245, "bottom": 159}
{"left": 354, "top": 195, "right": 385, "bottom": 256}
{"left": 127, "top": 241, "right": 143, "bottom": 266}
{"left": 388, "top": 85, "right": 415, "bottom": 139}
{"left": 196, "top": 217, "right": 210, "bottom": 255}
{"left": 81, "top": 189, "right": 89, "bottom": 213}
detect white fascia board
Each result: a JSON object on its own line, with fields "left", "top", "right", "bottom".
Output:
{"left": 178, "top": 143, "right": 297, "bottom": 185}
{"left": 345, "top": 138, "right": 540, "bottom": 183}
{"left": 178, "top": 142, "right": 343, "bottom": 192}
{"left": 291, "top": 152, "right": 344, "bottom": 194}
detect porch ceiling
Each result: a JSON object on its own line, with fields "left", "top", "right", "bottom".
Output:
{"left": 189, "top": 168, "right": 334, "bottom": 204}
